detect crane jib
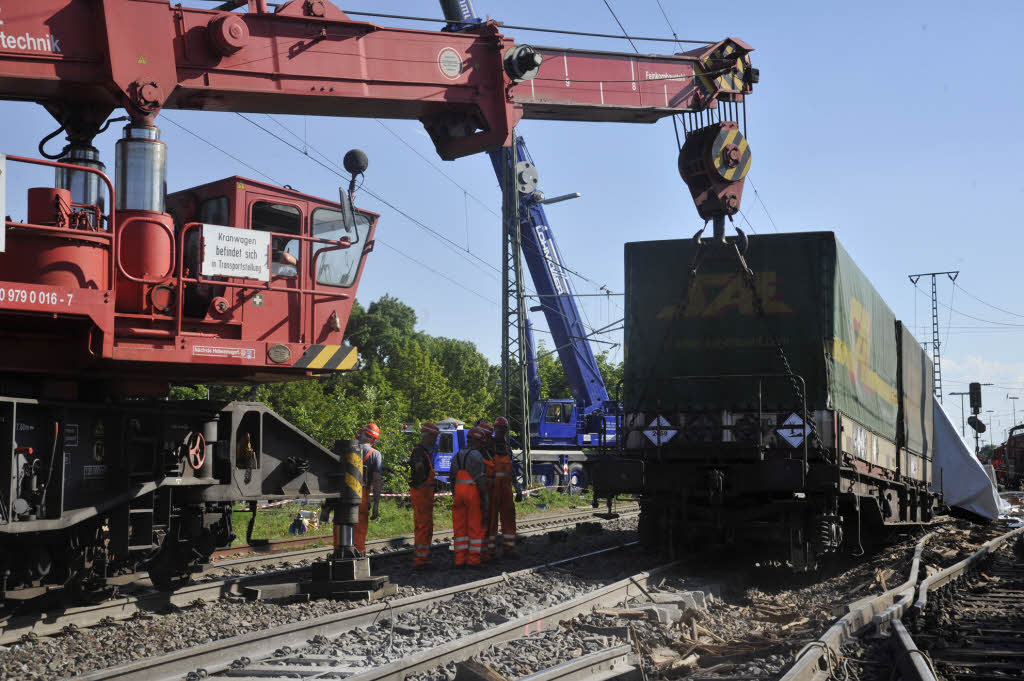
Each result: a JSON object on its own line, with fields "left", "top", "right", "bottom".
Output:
{"left": 0, "top": 0, "right": 753, "bottom": 160}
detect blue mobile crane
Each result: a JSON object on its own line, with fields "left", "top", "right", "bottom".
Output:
{"left": 431, "top": 0, "right": 620, "bottom": 490}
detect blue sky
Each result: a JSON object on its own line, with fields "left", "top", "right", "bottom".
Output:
{"left": 3, "top": 0, "right": 1023, "bottom": 441}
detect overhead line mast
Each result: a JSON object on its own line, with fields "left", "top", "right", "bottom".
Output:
{"left": 909, "top": 270, "right": 959, "bottom": 401}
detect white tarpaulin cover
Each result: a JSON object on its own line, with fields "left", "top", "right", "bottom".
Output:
{"left": 931, "top": 400, "right": 1001, "bottom": 520}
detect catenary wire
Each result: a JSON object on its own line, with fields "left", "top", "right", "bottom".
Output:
{"left": 235, "top": 113, "right": 500, "bottom": 281}
{"left": 653, "top": 0, "right": 685, "bottom": 51}
{"left": 238, "top": 113, "right": 616, "bottom": 340}
{"left": 914, "top": 286, "right": 1024, "bottom": 328}
{"left": 255, "top": 114, "right": 614, "bottom": 338}
{"left": 955, "top": 284, "right": 1024, "bottom": 320}
{"left": 601, "top": 0, "right": 639, "bottom": 53}
{"left": 373, "top": 119, "right": 499, "bottom": 218}
{"left": 163, "top": 115, "right": 283, "bottom": 185}
{"left": 746, "top": 177, "right": 780, "bottom": 232}
{"left": 336, "top": 9, "right": 714, "bottom": 44}
{"left": 945, "top": 280, "right": 957, "bottom": 351}
{"left": 161, "top": 114, "right": 497, "bottom": 305}
{"left": 259, "top": 114, "right": 616, "bottom": 302}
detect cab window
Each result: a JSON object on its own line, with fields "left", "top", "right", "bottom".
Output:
{"left": 545, "top": 403, "right": 573, "bottom": 424}
{"left": 312, "top": 207, "right": 370, "bottom": 287}
{"left": 252, "top": 201, "right": 301, "bottom": 278}
{"left": 200, "top": 196, "right": 230, "bottom": 226}
{"left": 438, "top": 432, "right": 454, "bottom": 455}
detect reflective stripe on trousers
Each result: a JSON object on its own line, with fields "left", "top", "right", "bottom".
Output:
{"left": 488, "top": 455, "right": 517, "bottom": 557}
{"left": 410, "top": 484, "right": 434, "bottom": 566}
{"left": 452, "top": 470, "right": 484, "bottom": 566}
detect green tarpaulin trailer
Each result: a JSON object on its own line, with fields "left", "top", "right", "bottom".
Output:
{"left": 623, "top": 231, "right": 931, "bottom": 459}
{"left": 595, "top": 231, "right": 938, "bottom": 567}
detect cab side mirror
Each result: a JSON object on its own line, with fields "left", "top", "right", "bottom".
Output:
{"left": 339, "top": 149, "right": 369, "bottom": 233}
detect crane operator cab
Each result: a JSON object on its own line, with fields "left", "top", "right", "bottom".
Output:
{"left": 169, "top": 177, "right": 374, "bottom": 324}
{"left": 0, "top": 127, "right": 376, "bottom": 395}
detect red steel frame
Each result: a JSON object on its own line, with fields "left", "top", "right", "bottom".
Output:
{"left": 0, "top": 1, "right": 752, "bottom": 159}
{"left": 0, "top": 0, "right": 753, "bottom": 395}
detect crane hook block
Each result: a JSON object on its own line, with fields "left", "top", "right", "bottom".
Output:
{"left": 678, "top": 121, "right": 751, "bottom": 222}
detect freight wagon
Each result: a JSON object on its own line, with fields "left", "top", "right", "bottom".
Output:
{"left": 593, "top": 232, "right": 937, "bottom": 569}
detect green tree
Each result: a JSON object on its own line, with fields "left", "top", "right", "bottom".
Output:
{"left": 420, "top": 335, "right": 497, "bottom": 421}
{"left": 535, "top": 339, "right": 570, "bottom": 400}
{"left": 345, "top": 294, "right": 417, "bottom": 366}
{"left": 595, "top": 348, "right": 623, "bottom": 399}
{"left": 386, "top": 338, "right": 460, "bottom": 420}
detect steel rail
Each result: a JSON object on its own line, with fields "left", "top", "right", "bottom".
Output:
{"left": 515, "top": 644, "right": 637, "bottom": 681}
{"left": 902, "top": 526, "right": 1024, "bottom": 681}
{"left": 779, "top": 532, "right": 935, "bottom": 681}
{"left": 254, "top": 558, "right": 673, "bottom": 681}
{"left": 910, "top": 525, "right": 1024, "bottom": 615}
{"left": 889, "top": 619, "right": 938, "bottom": 681}
{"left": 0, "top": 507, "right": 638, "bottom": 644}
{"left": 72, "top": 543, "right": 659, "bottom": 681}
{"left": 207, "top": 505, "right": 639, "bottom": 571}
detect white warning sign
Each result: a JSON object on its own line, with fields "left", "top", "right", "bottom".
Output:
{"left": 777, "top": 412, "right": 809, "bottom": 448}
{"left": 201, "top": 224, "right": 270, "bottom": 281}
{"left": 643, "top": 415, "right": 677, "bottom": 446}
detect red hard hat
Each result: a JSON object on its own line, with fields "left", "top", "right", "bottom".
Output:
{"left": 494, "top": 416, "right": 509, "bottom": 429}
{"left": 421, "top": 422, "right": 440, "bottom": 435}
{"left": 361, "top": 423, "right": 380, "bottom": 440}
{"left": 467, "top": 426, "right": 486, "bottom": 441}
{"left": 477, "top": 421, "right": 494, "bottom": 435}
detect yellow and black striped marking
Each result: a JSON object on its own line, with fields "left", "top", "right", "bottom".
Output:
{"left": 293, "top": 343, "right": 358, "bottom": 370}
{"left": 697, "top": 42, "right": 749, "bottom": 97}
{"left": 711, "top": 125, "right": 751, "bottom": 182}
{"left": 345, "top": 447, "right": 363, "bottom": 499}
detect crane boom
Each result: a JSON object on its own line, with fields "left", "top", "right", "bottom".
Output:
{"left": 0, "top": 1, "right": 753, "bottom": 159}
{"left": 0, "top": 0, "right": 758, "bottom": 597}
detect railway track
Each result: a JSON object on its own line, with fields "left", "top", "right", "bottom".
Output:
{"left": 0, "top": 505, "right": 638, "bottom": 645}
{"left": 778, "top": 525, "right": 1024, "bottom": 681}
{"left": 900, "top": 527, "right": 1024, "bottom": 681}
{"left": 204, "top": 503, "right": 638, "bottom": 575}
{"left": 70, "top": 543, "right": 667, "bottom": 681}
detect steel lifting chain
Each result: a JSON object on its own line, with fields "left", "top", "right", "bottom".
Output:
{"left": 634, "top": 217, "right": 832, "bottom": 464}
{"left": 631, "top": 238, "right": 709, "bottom": 416}
{"left": 729, "top": 240, "right": 833, "bottom": 464}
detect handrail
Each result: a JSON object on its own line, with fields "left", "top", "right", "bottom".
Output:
{"left": 115, "top": 216, "right": 177, "bottom": 285}
{"left": 3, "top": 155, "right": 117, "bottom": 293}
{"left": 618, "top": 372, "right": 811, "bottom": 469}
{"left": 175, "top": 222, "right": 354, "bottom": 338}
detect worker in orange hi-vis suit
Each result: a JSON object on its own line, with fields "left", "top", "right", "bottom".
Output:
{"left": 450, "top": 427, "right": 490, "bottom": 568}
{"left": 354, "top": 423, "right": 383, "bottom": 554}
{"left": 409, "top": 422, "right": 440, "bottom": 569}
{"left": 489, "top": 416, "right": 519, "bottom": 559}
{"left": 475, "top": 421, "right": 495, "bottom": 561}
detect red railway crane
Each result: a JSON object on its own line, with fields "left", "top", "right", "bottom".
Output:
{"left": 0, "top": 0, "right": 755, "bottom": 596}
